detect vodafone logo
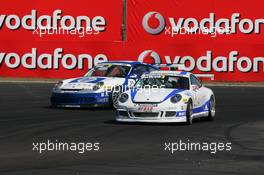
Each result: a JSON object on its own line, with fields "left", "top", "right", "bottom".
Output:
{"left": 142, "top": 12, "right": 264, "bottom": 36}
{"left": 142, "top": 12, "right": 165, "bottom": 35}
{"left": 0, "top": 48, "right": 108, "bottom": 70}
{"left": 137, "top": 50, "right": 264, "bottom": 73}
{"left": 0, "top": 10, "right": 106, "bottom": 32}
{"left": 138, "top": 50, "right": 161, "bottom": 64}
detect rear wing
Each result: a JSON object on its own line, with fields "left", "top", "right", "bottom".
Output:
{"left": 154, "top": 64, "right": 215, "bottom": 80}
{"left": 154, "top": 63, "right": 185, "bottom": 70}
{"left": 195, "top": 74, "right": 215, "bottom": 80}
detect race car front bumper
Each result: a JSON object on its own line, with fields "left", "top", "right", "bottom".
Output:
{"left": 116, "top": 108, "right": 187, "bottom": 123}
{"left": 51, "top": 91, "right": 110, "bottom": 108}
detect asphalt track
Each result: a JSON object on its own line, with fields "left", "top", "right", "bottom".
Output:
{"left": 0, "top": 82, "right": 263, "bottom": 175}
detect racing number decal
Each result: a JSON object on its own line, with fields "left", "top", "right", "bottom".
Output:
{"left": 138, "top": 106, "right": 153, "bottom": 112}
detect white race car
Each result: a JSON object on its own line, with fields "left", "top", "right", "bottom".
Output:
{"left": 116, "top": 71, "right": 216, "bottom": 124}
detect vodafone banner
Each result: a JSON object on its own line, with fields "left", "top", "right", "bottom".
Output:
{"left": 1, "top": 41, "right": 263, "bottom": 81}
{"left": 0, "top": 0, "right": 123, "bottom": 42}
{"left": 124, "top": 43, "right": 264, "bottom": 82}
{"left": 0, "top": 0, "right": 123, "bottom": 79}
{"left": 126, "top": 0, "right": 264, "bottom": 81}
{"left": 127, "top": 0, "right": 264, "bottom": 43}
{"left": 0, "top": 41, "right": 123, "bottom": 78}
{"left": 0, "top": 0, "right": 263, "bottom": 82}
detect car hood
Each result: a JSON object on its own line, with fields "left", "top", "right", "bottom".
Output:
{"left": 61, "top": 77, "right": 125, "bottom": 90}
{"left": 131, "top": 88, "right": 185, "bottom": 103}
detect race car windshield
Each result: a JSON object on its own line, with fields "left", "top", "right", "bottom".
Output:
{"left": 85, "top": 64, "right": 131, "bottom": 78}
{"left": 135, "top": 76, "right": 190, "bottom": 90}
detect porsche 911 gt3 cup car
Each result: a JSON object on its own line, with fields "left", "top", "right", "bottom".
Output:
{"left": 116, "top": 71, "right": 216, "bottom": 124}
{"left": 50, "top": 61, "right": 158, "bottom": 108}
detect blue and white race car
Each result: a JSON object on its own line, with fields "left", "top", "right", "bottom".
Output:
{"left": 51, "top": 61, "right": 158, "bottom": 108}
{"left": 116, "top": 71, "right": 216, "bottom": 124}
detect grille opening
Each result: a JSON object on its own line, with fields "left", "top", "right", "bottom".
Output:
{"left": 165, "top": 111, "right": 176, "bottom": 117}
{"left": 118, "top": 111, "right": 129, "bottom": 117}
{"left": 51, "top": 96, "right": 96, "bottom": 104}
{"left": 132, "top": 112, "right": 159, "bottom": 118}
{"left": 51, "top": 97, "right": 79, "bottom": 103}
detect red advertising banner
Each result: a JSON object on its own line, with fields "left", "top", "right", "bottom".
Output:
{"left": 123, "top": 42, "right": 264, "bottom": 82}
{"left": 126, "top": 0, "right": 264, "bottom": 81}
{"left": 0, "top": 0, "right": 123, "bottom": 78}
{"left": 0, "top": 41, "right": 123, "bottom": 78}
{"left": 0, "top": 0, "right": 123, "bottom": 42}
{"left": 127, "top": 0, "right": 264, "bottom": 43}
{"left": 0, "top": 0, "right": 263, "bottom": 82}
{"left": 1, "top": 41, "right": 263, "bottom": 81}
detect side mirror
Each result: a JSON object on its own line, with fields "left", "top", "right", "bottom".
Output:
{"left": 191, "top": 85, "right": 200, "bottom": 91}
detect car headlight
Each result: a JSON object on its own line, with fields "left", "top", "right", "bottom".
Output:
{"left": 93, "top": 82, "right": 104, "bottom": 91}
{"left": 119, "top": 93, "right": 129, "bottom": 103}
{"left": 54, "top": 81, "right": 63, "bottom": 90}
{"left": 170, "top": 94, "right": 182, "bottom": 103}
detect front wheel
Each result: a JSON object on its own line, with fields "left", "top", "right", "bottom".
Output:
{"left": 186, "top": 101, "right": 193, "bottom": 125}
{"left": 206, "top": 95, "right": 216, "bottom": 121}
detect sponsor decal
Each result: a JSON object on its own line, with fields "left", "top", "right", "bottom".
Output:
{"left": 142, "top": 12, "right": 264, "bottom": 36}
{"left": 138, "top": 50, "right": 161, "bottom": 64}
{"left": 176, "top": 111, "right": 186, "bottom": 117}
{"left": 0, "top": 10, "right": 106, "bottom": 32}
{"left": 0, "top": 48, "right": 108, "bottom": 70}
{"left": 142, "top": 12, "right": 165, "bottom": 35}
{"left": 138, "top": 50, "right": 264, "bottom": 73}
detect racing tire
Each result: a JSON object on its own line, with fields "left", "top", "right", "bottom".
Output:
{"left": 110, "top": 86, "right": 123, "bottom": 109}
{"left": 186, "top": 100, "right": 193, "bottom": 125}
{"left": 206, "top": 95, "right": 216, "bottom": 121}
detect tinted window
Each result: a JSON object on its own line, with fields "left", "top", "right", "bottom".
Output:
{"left": 86, "top": 64, "right": 131, "bottom": 78}
{"left": 135, "top": 76, "right": 190, "bottom": 90}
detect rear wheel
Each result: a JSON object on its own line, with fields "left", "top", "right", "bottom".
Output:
{"left": 206, "top": 95, "right": 216, "bottom": 121}
{"left": 186, "top": 100, "right": 193, "bottom": 125}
